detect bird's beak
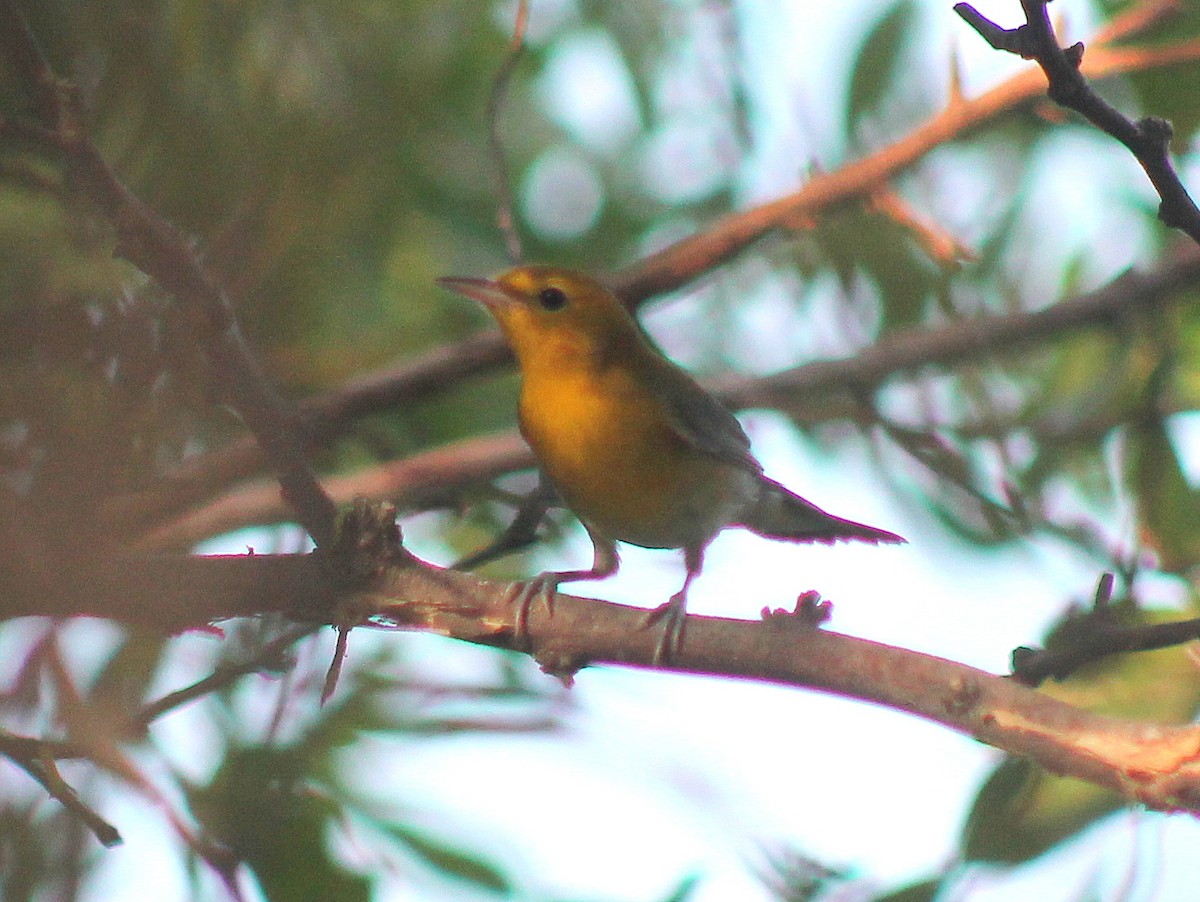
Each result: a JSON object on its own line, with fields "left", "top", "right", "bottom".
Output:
{"left": 437, "top": 276, "right": 520, "bottom": 311}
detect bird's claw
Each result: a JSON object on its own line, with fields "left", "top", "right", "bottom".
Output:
{"left": 505, "top": 572, "right": 559, "bottom": 648}
{"left": 642, "top": 594, "right": 687, "bottom": 665}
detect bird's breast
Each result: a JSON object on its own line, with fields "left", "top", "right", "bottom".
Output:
{"left": 517, "top": 367, "right": 755, "bottom": 549}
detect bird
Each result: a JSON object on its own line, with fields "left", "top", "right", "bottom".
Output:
{"left": 438, "top": 265, "right": 903, "bottom": 661}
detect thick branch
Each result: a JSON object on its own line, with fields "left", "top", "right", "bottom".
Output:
{"left": 5, "top": 546, "right": 1199, "bottom": 812}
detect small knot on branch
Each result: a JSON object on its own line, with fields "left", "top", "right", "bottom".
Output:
{"left": 1139, "top": 116, "right": 1175, "bottom": 146}
{"left": 322, "top": 499, "right": 412, "bottom": 584}
{"left": 762, "top": 590, "right": 832, "bottom": 627}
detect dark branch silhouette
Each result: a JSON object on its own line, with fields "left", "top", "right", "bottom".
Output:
{"left": 955, "top": 0, "right": 1200, "bottom": 242}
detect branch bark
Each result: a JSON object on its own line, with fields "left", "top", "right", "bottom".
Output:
{"left": 5, "top": 536, "right": 1198, "bottom": 813}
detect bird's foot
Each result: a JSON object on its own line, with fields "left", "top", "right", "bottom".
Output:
{"left": 504, "top": 572, "right": 559, "bottom": 648}
{"left": 642, "top": 594, "right": 687, "bottom": 665}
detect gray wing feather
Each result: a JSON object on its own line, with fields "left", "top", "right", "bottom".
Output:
{"left": 649, "top": 362, "right": 762, "bottom": 475}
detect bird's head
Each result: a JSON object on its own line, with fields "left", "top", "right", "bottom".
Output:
{"left": 438, "top": 265, "right": 638, "bottom": 367}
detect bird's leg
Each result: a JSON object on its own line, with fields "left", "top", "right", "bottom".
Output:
{"left": 642, "top": 544, "right": 704, "bottom": 665}
{"left": 452, "top": 477, "right": 557, "bottom": 571}
{"left": 506, "top": 527, "right": 619, "bottom": 647}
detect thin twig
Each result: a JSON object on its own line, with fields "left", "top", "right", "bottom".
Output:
{"left": 452, "top": 476, "right": 557, "bottom": 570}
{"left": 487, "top": 0, "right": 530, "bottom": 263}
{"left": 955, "top": 0, "right": 1200, "bottom": 242}
{"left": 320, "top": 625, "right": 350, "bottom": 704}
{"left": 1012, "top": 573, "right": 1200, "bottom": 685}
{"left": 131, "top": 621, "right": 321, "bottom": 731}
{"left": 0, "top": 731, "right": 123, "bottom": 846}
{"left": 869, "top": 186, "right": 976, "bottom": 266}
{"left": 132, "top": 431, "right": 532, "bottom": 550}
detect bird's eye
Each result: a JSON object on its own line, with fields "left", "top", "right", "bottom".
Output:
{"left": 538, "top": 286, "right": 568, "bottom": 311}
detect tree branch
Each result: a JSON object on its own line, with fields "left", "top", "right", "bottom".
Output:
{"left": 955, "top": 0, "right": 1200, "bottom": 242}
{"left": 130, "top": 247, "right": 1200, "bottom": 550}
{"left": 5, "top": 522, "right": 1200, "bottom": 813}
{"left": 726, "top": 244, "right": 1200, "bottom": 410}
{"left": 0, "top": 730, "right": 123, "bottom": 846}
{"left": 487, "top": 0, "right": 529, "bottom": 263}
{"left": 1012, "top": 573, "right": 1200, "bottom": 685}
{"left": 132, "top": 431, "right": 532, "bottom": 550}
{"left": 130, "top": 622, "right": 321, "bottom": 731}
{"left": 97, "top": 3, "right": 1200, "bottom": 538}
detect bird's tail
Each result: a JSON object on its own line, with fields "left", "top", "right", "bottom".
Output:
{"left": 738, "top": 477, "right": 905, "bottom": 545}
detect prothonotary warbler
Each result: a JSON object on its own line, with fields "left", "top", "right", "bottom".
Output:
{"left": 439, "top": 265, "right": 904, "bottom": 661}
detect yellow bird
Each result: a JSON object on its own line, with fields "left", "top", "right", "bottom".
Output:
{"left": 439, "top": 265, "right": 903, "bottom": 660}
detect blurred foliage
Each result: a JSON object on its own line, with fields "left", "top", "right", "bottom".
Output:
{"left": 1131, "top": 413, "right": 1200, "bottom": 572}
{"left": 3, "top": 0, "right": 1200, "bottom": 900}
{"left": 757, "top": 848, "right": 853, "bottom": 902}
{"left": 872, "top": 879, "right": 941, "bottom": 902}
{"left": 962, "top": 596, "right": 1200, "bottom": 866}
{"left": 846, "top": 0, "right": 920, "bottom": 145}
{"left": 1104, "top": 0, "right": 1200, "bottom": 139}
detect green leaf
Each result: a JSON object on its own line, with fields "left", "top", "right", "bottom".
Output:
{"left": 846, "top": 0, "right": 918, "bottom": 132}
{"left": 962, "top": 756, "right": 1121, "bottom": 864}
{"left": 806, "top": 204, "right": 938, "bottom": 329}
{"left": 1104, "top": 0, "right": 1200, "bottom": 142}
{"left": 964, "top": 601, "right": 1200, "bottom": 863}
{"left": 1041, "top": 602, "right": 1200, "bottom": 721}
{"left": 189, "top": 746, "right": 372, "bottom": 902}
{"left": 88, "top": 630, "right": 167, "bottom": 712}
{"left": 0, "top": 805, "right": 51, "bottom": 902}
{"left": 384, "top": 824, "right": 513, "bottom": 894}
{"left": 1130, "top": 415, "right": 1200, "bottom": 573}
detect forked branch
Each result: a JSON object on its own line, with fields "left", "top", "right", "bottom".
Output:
{"left": 955, "top": 0, "right": 1200, "bottom": 241}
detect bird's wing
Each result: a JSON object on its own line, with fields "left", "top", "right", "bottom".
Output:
{"left": 648, "top": 357, "right": 763, "bottom": 475}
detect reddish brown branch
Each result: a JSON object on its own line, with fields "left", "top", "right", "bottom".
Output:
{"left": 133, "top": 431, "right": 532, "bottom": 550}
{"left": 101, "top": 8, "right": 1200, "bottom": 538}
{"left": 132, "top": 247, "right": 1200, "bottom": 549}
